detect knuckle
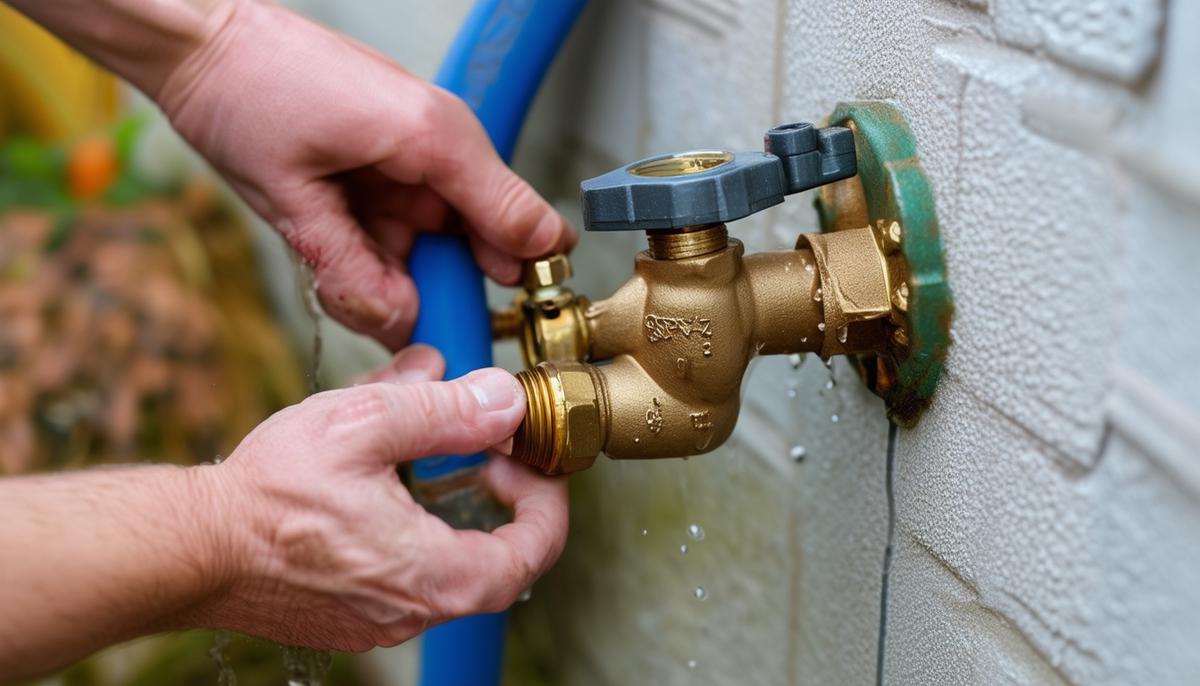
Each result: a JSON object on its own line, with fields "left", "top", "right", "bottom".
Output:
{"left": 324, "top": 385, "right": 394, "bottom": 434}
{"left": 407, "top": 383, "right": 444, "bottom": 424}
{"left": 490, "top": 173, "right": 535, "bottom": 242}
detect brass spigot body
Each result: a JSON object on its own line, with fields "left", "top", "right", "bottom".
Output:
{"left": 498, "top": 222, "right": 903, "bottom": 475}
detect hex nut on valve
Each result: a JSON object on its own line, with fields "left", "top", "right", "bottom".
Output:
{"left": 512, "top": 362, "right": 606, "bottom": 475}
{"left": 524, "top": 254, "right": 572, "bottom": 292}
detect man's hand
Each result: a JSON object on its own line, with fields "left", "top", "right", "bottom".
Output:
{"left": 156, "top": 1, "right": 576, "bottom": 349}
{"left": 191, "top": 347, "right": 567, "bottom": 650}
{"left": 0, "top": 347, "right": 567, "bottom": 680}
{"left": 6, "top": 0, "right": 577, "bottom": 350}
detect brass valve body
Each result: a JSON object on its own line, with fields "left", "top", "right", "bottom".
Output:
{"left": 505, "top": 223, "right": 904, "bottom": 475}
{"left": 495, "top": 105, "right": 953, "bottom": 475}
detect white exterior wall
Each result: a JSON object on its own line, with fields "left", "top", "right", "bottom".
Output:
{"left": 506, "top": 1, "right": 1200, "bottom": 684}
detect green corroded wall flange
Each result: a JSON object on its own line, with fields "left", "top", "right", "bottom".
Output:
{"left": 815, "top": 101, "right": 953, "bottom": 426}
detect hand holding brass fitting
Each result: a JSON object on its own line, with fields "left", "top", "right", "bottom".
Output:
{"left": 496, "top": 109, "right": 953, "bottom": 475}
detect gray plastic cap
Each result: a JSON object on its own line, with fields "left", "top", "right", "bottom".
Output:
{"left": 580, "top": 123, "right": 858, "bottom": 232}
{"left": 581, "top": 151, "right": 786, "bottom": 232}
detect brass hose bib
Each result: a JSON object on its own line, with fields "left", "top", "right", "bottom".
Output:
{"left": 494, "top": 106, "right": 953, "bottom": 475}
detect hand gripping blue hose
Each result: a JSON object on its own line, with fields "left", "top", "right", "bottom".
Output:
{"left": 410, "top": 2, "right": 587, "bottom": 684}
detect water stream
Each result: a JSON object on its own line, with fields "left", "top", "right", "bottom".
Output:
{"left": 279, "top": 263, "right": 334, "bottom": 685}
{"left": 296, "top": 262, "right": 324, "bottom": 395}
{"left": 282, "top": 645, "right": 334, "bottom": 686}
{"left": 208, "top": 631, "right": 236, "bottom": 686}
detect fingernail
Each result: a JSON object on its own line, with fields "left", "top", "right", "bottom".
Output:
{"left": 465, "top": 370, "right": 522, "bottom": 412}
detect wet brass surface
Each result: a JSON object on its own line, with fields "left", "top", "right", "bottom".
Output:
{"left": 798, "top": 227, "right": 896, "bottom": 359}
{"left": 502, "top": 192, "right": 916, "bottom": 474}
{"left": 504, "top": 224, "right": 910, "bottom": 474}
{"left": 505, "top": 228, "right": 886, "bottom": 474}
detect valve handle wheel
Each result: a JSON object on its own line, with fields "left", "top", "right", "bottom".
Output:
{"left": 580, "top": 122, "right": 856, "bottom": 233}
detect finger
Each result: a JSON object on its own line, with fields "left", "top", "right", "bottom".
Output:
{"left": 375, "top": 88, "right": 577, "bottom": 259}
{"left": 279, "top": 184, "right": 417, "bottom": 350}
{"left": 315, "top": 368, "right": 525, "bottom": 465}
{"left": 484, "top": 455, "right": 569, "bottom": 579}
{"left": 351, "top": 175, "right": 447, "bottom": 258}
{"left": 469, "top": 235, "right": 522, "bottom": 286}
{"left": 354, "top": 344, "right": 446, "bottom": 385}
{"left": 419, "top": 509, "right": 564, "bottom": 618}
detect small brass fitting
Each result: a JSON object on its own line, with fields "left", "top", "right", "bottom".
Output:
{"left": 496, "top": 111, "right": 952, "bottom": 474}
{"left": 492, "top": 255, "right": 590, "bottom": 368}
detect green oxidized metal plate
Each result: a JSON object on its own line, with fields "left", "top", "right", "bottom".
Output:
{"left": 815, "top": 101, "right": 953, "bottom": 426}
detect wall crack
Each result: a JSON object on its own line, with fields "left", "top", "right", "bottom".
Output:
{"left": 875, "top": 421, "right": 898, "bottom": 685}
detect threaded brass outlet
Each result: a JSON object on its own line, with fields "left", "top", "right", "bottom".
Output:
{"left": 512, "top": 363, "right": 606, "bottom": 475}
{"left": 647, "top": 224, "right": 729, "bottom": 260}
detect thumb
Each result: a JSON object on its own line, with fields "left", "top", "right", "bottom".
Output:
{"left": 319, "top": 368, "right": 526, "bottom": 464}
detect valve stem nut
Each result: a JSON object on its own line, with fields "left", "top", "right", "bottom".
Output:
{"left": 523, "top": 254, "right": 573, "bottom": 292}
{"left": 512, "top": 362, "right": 607, "bottom": 475}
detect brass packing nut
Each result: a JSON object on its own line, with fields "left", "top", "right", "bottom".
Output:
{"left": 512, "top": 362, "right": 607, "bottom": 475}
{"left": 517, "top": 255, "right": 590, "bottom": 367}
{"left": 524, "top": 254, "right": 572, "bottom": 291}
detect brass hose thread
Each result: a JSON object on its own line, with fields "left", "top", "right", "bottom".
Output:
{"left": 512, "top": 362, "right": 608, "bottom": 475}
{"left": 646, "top": 224, "right": 729, "bottom": 260}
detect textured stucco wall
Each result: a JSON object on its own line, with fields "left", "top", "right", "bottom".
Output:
{"left": 506, "top": 0, "right": 1200, "bottom": 684}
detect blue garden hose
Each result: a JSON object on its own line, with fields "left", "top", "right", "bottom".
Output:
{"left": 409, "top": 1, "right": 587, "bottom": 684}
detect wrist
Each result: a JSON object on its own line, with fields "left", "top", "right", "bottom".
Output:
{"left": 4, "top": 0, "right": 239, "bottom": 99}
{"left": 168, "top": 462, "right": 253, "bottom": 627}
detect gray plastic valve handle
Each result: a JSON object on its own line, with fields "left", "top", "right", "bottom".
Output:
{"left": 581, "top": 122, "right": 856, "bottom": 232}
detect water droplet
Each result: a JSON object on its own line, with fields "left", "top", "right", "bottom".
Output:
{"left": 825, "top": 378, "right": 835, "bottom": 390}
{"left": 790, "top": 445, "right": 807, "bottom": 461}
{"left": 813, "top": 287, "right": 823, "bottom": 302}
{"left": 831, "top": 413, "right": 840, "bottom": 423}
{"left": 687, "top": 524, "right": 705, "bottom": 540}
{"left": 518, "top": 587, "right": 533, "bottom": 602}
{"left": 634, "top": 437, "right": 640, "bottom": 444}
{"left": 787, "top": 387, "right": 798, "bottom": 399}
{"left": 805, "top": 263, "right": 814, "bottom": 273}
{"left": 788, "top": 353, "right": 804, "bottom": 369}
{"left": 687, "top": 659, "right": 698, "bottom": 669}
{"left": 680, "top": 544, "right": 689, "bottom": 555}
{"left": 640, "top": 528, "right": 648, "bottom": 536}
{"left": 693, "top": 586, "right": 708, "bottom": 601}
{"left": 817, "top": 322, "right": 826, "bottom": 332}
{"left": 837, "top": 326, "right": 848, "bottom": 343}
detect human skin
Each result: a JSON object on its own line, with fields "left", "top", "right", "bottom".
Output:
{"left": 6, "top": 0, "right": 577, "bottom": 350}
{"left": 0, "top": 347, "right": 568, "bottom": 682}
{"left": 0, "top": 0, "right": 575, "bottom": 681}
